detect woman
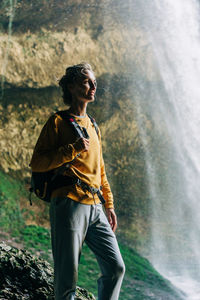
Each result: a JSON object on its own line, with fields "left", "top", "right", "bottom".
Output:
{"left": 30, "top": 63, "right": 125, "bottom": 300}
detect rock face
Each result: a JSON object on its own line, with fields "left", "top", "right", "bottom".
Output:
{"left": 0, "top": 242, "right": 96, "bottom": 300}
{"left": 0, "top": 28, "right": 151, "bottom": 88}
{"left": 0, "top": 1, "right": 156, "bottom": 89}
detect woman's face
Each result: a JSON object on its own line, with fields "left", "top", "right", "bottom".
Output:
{"left": 69, "top": 70, "right": 97, "bottom": 103}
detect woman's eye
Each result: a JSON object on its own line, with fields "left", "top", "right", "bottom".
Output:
{"left": 82, "top": 79, "right": 97, "bottom": 87}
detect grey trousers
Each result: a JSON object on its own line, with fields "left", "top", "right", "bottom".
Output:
{"left": 50, "top": 197, "right": 125, "bottom": 300}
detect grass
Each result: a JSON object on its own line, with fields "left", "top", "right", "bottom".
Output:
{"left": 0, "top": 171, "right": 51, "bottom": 260}
{"left": 0, "top": 171, "right": 25, "bottom": 235}
{"left": 78, "top": 244, "right": 100, "bottom": 297}
{"left": 20, "top": 224, "right": 52, "bottom": 261}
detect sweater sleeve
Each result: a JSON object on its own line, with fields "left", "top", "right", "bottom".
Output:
{"left": 30, "top": 114, "right": 81, "bottom": 172}
{"left": 99, "top": 130, "right": 114, "bottom": 209}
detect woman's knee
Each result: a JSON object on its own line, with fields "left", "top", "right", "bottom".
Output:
{"left": 112, "top": 259, "right": 126, "bottom": 279}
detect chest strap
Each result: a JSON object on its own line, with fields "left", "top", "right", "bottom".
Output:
{"left": 75, "top": 178, "right": 105, "bottom": 204}
{"left": 51, "top": 175, "right": 105, "bottom": 204}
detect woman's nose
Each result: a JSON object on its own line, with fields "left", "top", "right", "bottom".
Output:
{"left": 90, "top": 81, "right": 96, "bottom": 89}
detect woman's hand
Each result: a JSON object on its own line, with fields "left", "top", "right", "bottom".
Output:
{"left": 74, "top": 137, "right": 90, "bottom": 153}
{"left": 105, "top": 208, "right": 117, "bottom": 232}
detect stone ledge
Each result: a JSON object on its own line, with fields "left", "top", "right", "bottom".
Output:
{"left": 0, "top": 242, "right": 95, "bottom": 300}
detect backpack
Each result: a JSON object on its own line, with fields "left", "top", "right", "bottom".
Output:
{"left": 29, "top": 111, "right": 99, "bottom": 205}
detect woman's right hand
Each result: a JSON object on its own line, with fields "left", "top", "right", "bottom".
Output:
{"left": 74, "top": 138, "right": 90, "bottom": 153}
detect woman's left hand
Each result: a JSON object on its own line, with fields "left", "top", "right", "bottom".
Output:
{"left": 105, "top": 208, "right": 117, "bottom": 232}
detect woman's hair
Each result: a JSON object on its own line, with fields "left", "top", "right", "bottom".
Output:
{"left": 58, "top": 62, "right": 94, "bottom": 105}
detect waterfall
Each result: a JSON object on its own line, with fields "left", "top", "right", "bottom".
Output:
{"left": 135, "top": 0, "right": 200, "bottom": 298}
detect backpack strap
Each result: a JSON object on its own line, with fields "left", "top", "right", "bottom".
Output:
{"left": 56, "top": 111, "right": 84, "bottom": 138}
{"left": 87, "top": 114, "right": 99, "bottom": 137}
{"left": 56, "top": 110, "right": 99, "bottom": 139}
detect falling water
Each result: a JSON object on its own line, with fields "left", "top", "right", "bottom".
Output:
{"left": 134, "top": 0, "right": 200, "bottom": 298}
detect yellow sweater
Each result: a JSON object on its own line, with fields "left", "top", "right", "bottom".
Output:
{"left": 30, "top": 111, "right": 114, "bottom": 208}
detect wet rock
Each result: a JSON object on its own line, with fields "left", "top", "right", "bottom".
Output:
{"left": 0, "top": 242, "right": 96, "bottom": 300}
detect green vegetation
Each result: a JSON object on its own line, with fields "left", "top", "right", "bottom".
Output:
{"left": 20, "top": 225, "right": 51, "bottom": 261}
{"left": 0, "top": 170, "right": 25, "bottom": 235}
{"left": 0, "top": 170, "right": 51, "bottom": 259}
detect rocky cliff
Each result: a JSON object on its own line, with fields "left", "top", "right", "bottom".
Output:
{"left": 0, "top": 0, "right": 156, "bottom": 88}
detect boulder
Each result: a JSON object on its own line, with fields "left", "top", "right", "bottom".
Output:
{"left": 0, "top": 242, "right": 95, "bottom": 300}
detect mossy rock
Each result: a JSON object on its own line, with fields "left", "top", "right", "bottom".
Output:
{"left": 0, "top": 242, "right": 95, "bottom": 300}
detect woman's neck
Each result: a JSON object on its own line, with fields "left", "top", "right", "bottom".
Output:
{"left": 68, "top": 102, "right": 87, "bottom": 116}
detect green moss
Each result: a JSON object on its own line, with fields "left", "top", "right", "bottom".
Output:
{"left": 0, "top": 171, "right": 51, "bottom": 259}
{"left": 0, "top": 171, "right": 25, "bottom": 235}
{"left": 120, "top": 245, "right": 169, "bottom": 287}
{"left": 21, "top": 225, "right": 51, "bottom": 251}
